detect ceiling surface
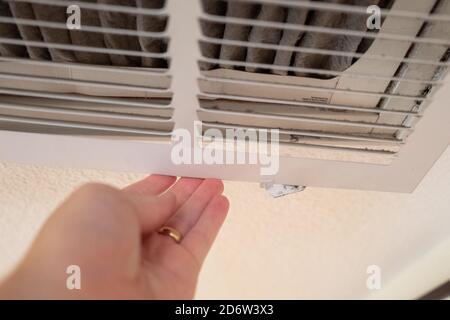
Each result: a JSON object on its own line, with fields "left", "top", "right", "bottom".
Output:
{"left": 0, "top": 146, "right": 449, "bottom": 299}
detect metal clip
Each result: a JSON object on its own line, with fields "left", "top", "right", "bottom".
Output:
{"left": 261, "top": 183, "right": 306, "bottom": 198}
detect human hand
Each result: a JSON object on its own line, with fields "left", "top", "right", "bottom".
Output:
{"left": 0, "top": 175, "right": 229, "bottom": 299}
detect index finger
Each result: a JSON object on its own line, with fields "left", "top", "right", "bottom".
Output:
{"left": 123, "top": 174, "right": 177, "bottom": 196}
{"left": 181, "top": 194, "right": 230, "bottom": 266}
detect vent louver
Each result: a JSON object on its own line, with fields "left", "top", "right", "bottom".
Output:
{"left": 0, "top": 0, "right": 449, "bottom": 192}
{"left": 0, "top": 0, "right": 173, "bottom": 137}
{"left": 197, "top": 0, "right": 450, "bottom": 164}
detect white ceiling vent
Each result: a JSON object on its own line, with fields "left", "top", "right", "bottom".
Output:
{"left": 0, "top": 0, "right": 449, "bottom": 192}
{"left": 0, "top": 0, "right": 174, "bottom": 137}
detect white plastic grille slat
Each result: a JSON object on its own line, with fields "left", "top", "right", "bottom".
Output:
{"left": 199, "top": 107, "right": 411, "bottom": 131}
{"left": 0, "top": 72, "right": 172, "bottom": 94}
{"left": 0, "top": 88, "right": 171, "bottom": 109}
{"left": 200, "top": 36, "right": 450, "bottom": 67}
{"left": 0, "top": 115, "right": 172, "bottom": 136}
{"left": 0, "top": 56, "right": 170, "bottom": 75}
{"left": 199, "top": 76, "right": 430, "bottom": 101}
{"left": 0, "top": 16, "right": 169, "bottom": 38}
{"left": 199, "top": 92, "right": 420, "bottom": 116}
{"left": 203, "top": 127, "right": 399, "bottom": 155}
{"left": 0, "top": 37, "right": 169, "bottom": 59}
{"left": 223, "top": 0, "right": 450, "bottom": 22}
{"left": 201, "top": 13, "right": 450, "bottom": 47}
{"left": 0, "top": 101, "right": 173, "bottom": 123}
{"left": 199, "top": 57, "right": 442, "bottom": 85}
{"left": 8, "top": 0, "right": 168, "bottom": 16}
{"left": 202, "top": 122, "right": 403, "bottom": 144}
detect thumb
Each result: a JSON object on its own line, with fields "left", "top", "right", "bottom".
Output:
{"left": 128, "top": 191, "right": 177, "bottom": 233}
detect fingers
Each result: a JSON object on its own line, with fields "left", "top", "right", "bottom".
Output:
{"left": 141, "top": 178, "right": 227, "bottom": 278}
{"left": 182, "top": 195, "right": 229, "bottom": 266}
{"left": 165, "top": 179, "right": 224, "bottom": 236}
{"left": 123, "top": 175, "right": 206, "bottom": 233}
{"left": 123, "top": 174, "right": 177, "bottom": 196}
{"left": 166, "top": 177, "right": 204, "bottom": 210}
{"left": 124, "top": 175, "right": 227, "bottom": 260}
{"left": 123, "top": 174, "right": 177, "bottom": 233}
{"left": 128, "top": 191, "right": 176, "bottom": 233}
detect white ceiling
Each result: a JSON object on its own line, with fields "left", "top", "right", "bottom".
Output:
{"left": 0, "top": 146, "right": 449, "bottom": 299}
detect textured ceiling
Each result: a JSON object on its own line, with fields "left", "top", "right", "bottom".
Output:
{"left": 0, "top": 146, "right": 449, "bottom": 299}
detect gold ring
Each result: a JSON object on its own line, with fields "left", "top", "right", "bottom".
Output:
{"left": 158, "top": 226, "right": 183, "bottom": 243}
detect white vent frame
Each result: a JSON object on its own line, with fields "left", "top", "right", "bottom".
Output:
{"left": 0, "top": 0, "right": 449, "bottom": 192}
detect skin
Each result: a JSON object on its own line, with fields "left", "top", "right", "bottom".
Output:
{"left": 0, "top": 175, "right": 229, "bottom": 299}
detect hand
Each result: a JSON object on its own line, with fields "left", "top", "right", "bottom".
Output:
{"left": 0, "top": 175, "right": 229, "bottom": 299}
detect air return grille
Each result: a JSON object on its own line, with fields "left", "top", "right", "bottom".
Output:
{"left": 0, "top": 0, "right": 173, "bottom": 137}
{"left": 197, "top": 0, "right": 450, "bottom": 163}
{"left": 0, "top": 0, "right": 449, "bottom": 192}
